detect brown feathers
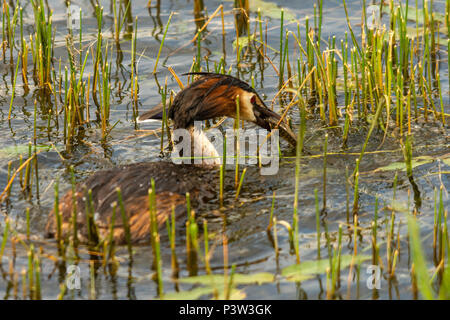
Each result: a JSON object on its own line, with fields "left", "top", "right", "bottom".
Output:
{"left": 169, "top": 75, "right": 252, "bottom": 128}
{"left": 45, "top": 162, "right": 216, "bottom": 244}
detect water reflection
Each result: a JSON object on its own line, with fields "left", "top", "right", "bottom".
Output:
{"left": 0, "top": 0, "right": 448, "bottom": 301}
{"left": 148, "top": 0, "right": 163, "bottom": 41}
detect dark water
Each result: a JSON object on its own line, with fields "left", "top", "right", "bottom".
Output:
{"left": 0, "top": 0, "right": 449, "bottom": 300}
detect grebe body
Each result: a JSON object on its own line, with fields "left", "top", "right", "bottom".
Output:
{"left": 45, "top": 73, "right": 296, "bottom": 244}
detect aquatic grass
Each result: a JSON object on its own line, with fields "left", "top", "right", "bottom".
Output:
{"left": 0, "top": 0, "right": 448, "bottom": 301}
{"left": 25, "top": 144, "right": 32, "bottom": 195}
{"left": 0, "top": 217, "right": 9, "bottom": 263}
{"left": 85, "top": 189, "right": 100, "bottom": 249}
{"left": 280, "top": 30, "right": 289, "bottom": 99}
{"left": 387, "top": 207, "right": 396, "bottom": 275}
{"left": 106, "top": 202, "right": 117, "bottom": 265}
{"left": 153, "top": 12, "right": 174, "bottom": 74}
{"left": 159, "top": 81, "right": 168, "bottom": 153}
{"left": 433, "top": 187, "right": 439, "bottom": 263}
{"left": 266, "top": 191, "right": 276, "bottom": 231}
{"left": 329, "top": 225, "right": 343, "bottom": 298}
{"left": 7, "top": 54, "right": 20, "bottom": 120}
{"left": 131, "top": 16, "right": 139, "bottom": 120}
{"left": 322, "top": 134, "right": 328, "bottom": 211}
{"left": 33, "top": 252, "right": 41, "bottom": 300}
{"left": 100, "top": 59, "right": 112, "bottom": 142}
{"left": 5, "top": 3, "right": 19, "bottom": 65}
{"left": 234, "top": 95, "right": 240, "bottom": 188}
{"left": 1, "top": 2, "right": 5, "bottom": 61}
{"left": 27, "top": 244, "right": 34, "bottom": 299}
{"left": 112, "top": 0, "right": 132, "bottom": 44}
{"left": 345, "top": 211, "right": 360, "bottom": 299}
{"left": 272, "top": 216, "right": 279, "bottom": 260}
{"left": 166, "top": 206, "right": 179, "bottom": 278}
{"left": 433, "top": 186, "right": 446, "bottom": 267}
{"left": 0, "top": 151, "right": 41, "bottom": 203}
{"left": 26, "top": 207, "right": 30, "bottom": 241}
{"left": 21, "top": 269, "right": 27, "bottom": 300}
{"left": 63, "top": 37, "right": 92, "bottom": 150}
{"left": 6, "top": 161, "right": 12, "bottom": 200}
{"left": 148, "top": 180, "right": 163, "bottom": 298}
{"left": 352, "top": 159, "right": 360, "bottom": 217}
{"left": 314, "top": 189, "right": 321, "bottom": 259}
{"left": 195, "top": 29, "right": 202, "bottom": 72}
{"left": 372, "top": 197, "right": 379, "bottom": 266}
{"left": 91, "top": 5, "right": 103, "bottom": 112}
{"left": 436, "top": 71, "right": 445, "bottom": 125}
{"left": 278, "top": 9, "right": 284, "bottom": 89}
{"left": 33, "top": 104, "right": 40, "bottom": 200}
{"left": 408, "top": 214, "right": 434, "bottom": 299}
{"left": 30, "top": 0, "right": 54, "bottom": 89}
{"left": 186, "top": 192, "right": 199, "bottom": 276}
{"left": 234, "top": 168, "right": 247, "bottom": 201}
{"left": 225, "top": 264, "right": 237, "bottom": 300}
{"left": 89, "top": 260, "right": 96, "bottom": 300}
{"left": 116, "top": 187, "right": 132, "bottom": 256}
{"left": 219, "top": 164, "right": 224, "bottom": 208}
{"left": 316, "top": 0, "right": 323, "bottom": 50}
{"left": 69, "top": 166, "right": 78, "bottom": 252}
{"left": 203, "top": 219, "right": 211, "bottom": 275}
{"left": 53, "top": 179, "right": 65, "bottom": 257}
{"left": 292, "top": 96, "right": 306, "bottom": 264}
{"left": 187, "top": 193, "right": 198, "bottom": 252}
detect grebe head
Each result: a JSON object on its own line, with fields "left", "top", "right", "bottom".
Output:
{"left": 138, "top": 73, "right": 297, "bottom": 163}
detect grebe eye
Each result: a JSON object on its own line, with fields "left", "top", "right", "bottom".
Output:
{"left": 250, "top": 95, "right": 256, "bottom": 104}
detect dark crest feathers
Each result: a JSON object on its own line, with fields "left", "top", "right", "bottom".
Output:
{"left": 168, "top": 73, "right": 258, "bottom": 129}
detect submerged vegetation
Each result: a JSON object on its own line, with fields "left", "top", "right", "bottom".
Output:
{"left": 0, "top": 0, "right": 448, "bottom": 300}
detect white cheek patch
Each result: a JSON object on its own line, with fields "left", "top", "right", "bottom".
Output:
{"left": 238, "top": 90, "right": 257, "bottom": 122}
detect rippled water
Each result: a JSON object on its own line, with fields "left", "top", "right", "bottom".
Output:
{"left": 0, "top": 0, "right": 449, "bottom": 299}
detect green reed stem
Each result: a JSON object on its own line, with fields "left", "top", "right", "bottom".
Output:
{"left": 219, "top": 164, "right": 224, "bottom": 208}
{"left": 315, "top": 188, "right": 321, "bottom": 259}
{"left": 26, "top": 207, "right": 30, "bottom": 240}
{"left": 322, "top": 133, "right": 328, "bottom": 211}
{"left": 352, "top": 159, "right": 360, "bottom": 217}
{"left": 292, "top": 100, "right": 306, "bottom": 264}
{"left": 278, "top": 9, "right": 284, "bottom": 89}
{"left": 235, "top": 168, "right": 247, "bottom": 201}
{"left": 33, "top": 254, "right": 41, "bottom": 300}
{"left": 235, "top": 95, "right": 240, "bottom": 188}
{"left": 8, "top": 53, "right": 20, "bottom": 119}
{"left": 54, "top": 179, "right": 63, "bottom": 254}
{"left": 116, "top": 187, "right": 132, "bottom": 255}
{"left": 267, "top": 191, "right": 276, "bottom": 230}
{"left": 203, "top": 220, "right": 211, "bottom": 274}
{"left": 153, "top": 12, "right": 174, "bottom": 74}
{"left": 107, "top": 202, "right": 117, "bottom": 263}
{"left": 225, "top": 264, "right": 237, "bottom": 300}
{"left": 27, "top": 244, "right": 34, "bottom": 299}
{"left": 0, "top": 218, "right": 9, "bottom": 262}
{"left": 408, "top": 215, "right": 434, "bottom": 299}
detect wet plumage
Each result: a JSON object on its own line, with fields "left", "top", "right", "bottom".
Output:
{"left": 45, "top": 73, "right": 296, "bottom": 244}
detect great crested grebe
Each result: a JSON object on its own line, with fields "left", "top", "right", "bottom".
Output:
{"left": 45, "top": 73, "right": 297, "bottom": 244}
